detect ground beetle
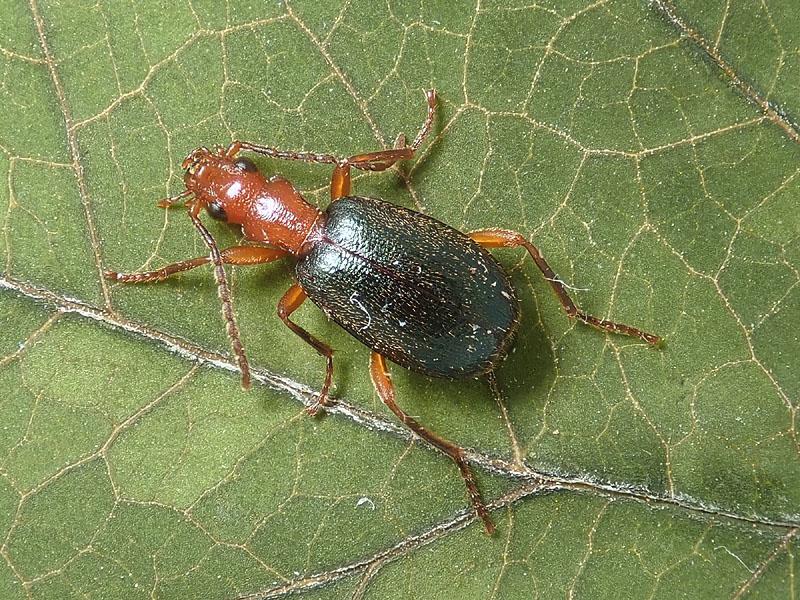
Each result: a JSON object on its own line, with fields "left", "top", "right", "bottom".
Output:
{"left": 105, "top": 90, "right": 660, "bottom": 533}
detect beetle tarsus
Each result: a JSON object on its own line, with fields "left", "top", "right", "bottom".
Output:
{"left": 370, "top": 351, "right": 495, "bottom": 535}
{"left": 305, "top": 355, "right": 334, "bottom": 416}
{"left": 455, "top": 457, "right": 495, "bottom": 534}
{"left": 305, "top": 394, "right": 333, "bottom": 417}
{"left": 469, "top": 229, "right": 660, "bottom": 347}
{"left": 575, "top": 311, "right": 661, "bottom": 347}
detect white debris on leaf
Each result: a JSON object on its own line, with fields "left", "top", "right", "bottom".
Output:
{"left": 356, "top": 497, "right": 376, "bottom": 510}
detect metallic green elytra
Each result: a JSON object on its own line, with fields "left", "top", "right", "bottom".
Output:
{"left": 294, "top": 196, "right": 520, "bottom": 377}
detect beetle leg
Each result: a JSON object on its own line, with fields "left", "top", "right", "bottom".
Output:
{"left": 330, "top": 162, "right": 351, "bottom": 201}
{"left": 106, "top": 245, "right": 287, "bottom": 390}
{"left": 157, "top": 189, "right": 192, "bottom": 208}
{"left": 225, "top": 91, "right": 436, "bottom": 204}
{"left": 278, "top": 284, "right": 335, "bottom": 416}
{"left": 329, "top": 91, "right": 434, "bottom": 202}
{"left": 104, "top": 246, "right": 288, "bottom": 283}
{"left": 469, "top": 229, "right": 661, "bottom": 346}
{"left": 369, "top": 351, "right": 495, "bottom": 535}
{"left": 346, "top": 89, "right": 436, "bottom": 173}
{"left": 330, "top": 135, "right": 407, "bottom": 201}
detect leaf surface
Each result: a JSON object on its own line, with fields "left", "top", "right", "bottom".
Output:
{"left": 1, "top": 1, "right": 798, "bottom": 598}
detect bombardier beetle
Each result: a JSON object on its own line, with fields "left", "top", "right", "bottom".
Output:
{"left": 105, "top": 90, "right": 660, "bottom": 534}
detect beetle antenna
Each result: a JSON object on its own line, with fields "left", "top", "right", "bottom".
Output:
{"left": 410, "top": 89, "right": 436, "bottom": 151}
{"left": 188, "top": 210, "right": 252, "bottom": 389}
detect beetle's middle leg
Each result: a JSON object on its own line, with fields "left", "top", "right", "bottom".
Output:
{"left": 278, "top": 284, "right": 334, "bottom": 416}
{"left": 469, "top": 229, "right": 660, "bottom": 346}
{"left": 369, "top": 351, "right": 495, "bottom": 534}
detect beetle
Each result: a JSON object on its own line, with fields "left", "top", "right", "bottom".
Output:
{"left": 105, "top": 90, "right": 660, "bottom": 534}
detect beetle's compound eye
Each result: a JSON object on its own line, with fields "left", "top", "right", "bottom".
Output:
{"left": 235, "top": 157, "right": 259, "bottom": 173}
{"left": 206, "top": 200, "right": 228, "bottom": 222}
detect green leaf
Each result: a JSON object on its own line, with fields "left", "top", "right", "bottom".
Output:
{"left": 1, "top": 1, "right": 798, "bottom": 598}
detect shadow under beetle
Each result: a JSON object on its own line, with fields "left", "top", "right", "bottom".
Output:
{"left": 105, "top": 90, "right": 660, "bottom": 534}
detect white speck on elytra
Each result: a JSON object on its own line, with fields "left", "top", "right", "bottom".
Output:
{"left": 349, "top": 292, "right": 372, "bottom": 330}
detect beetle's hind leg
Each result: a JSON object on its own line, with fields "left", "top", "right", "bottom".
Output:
{"left": 370, "top": 351, "right": 495, "bottom": 534}
{"left": 469, "top": 229, "right": 660, "bottom": 346}
{"left": 278, "top": 284, "right": 334, "bottom": 415}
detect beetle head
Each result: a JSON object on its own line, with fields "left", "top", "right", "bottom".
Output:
{"left": 182, "top": 146, "right": 234, "bottom": 193}
{"left": 175, "top": 146, "right": 260, "bottom": 222}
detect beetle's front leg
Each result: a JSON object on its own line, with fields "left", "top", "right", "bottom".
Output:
{"left": 278, "top": 284, "right": 334, "bottom": 415}
{"left": 105, "top": 246, "right": 288, "bottom": 283}
{"left": 329, "top": 90, "right": 436, "bottom": 202}
{"left": 107, "top": 245, "right": 289, "bottom": 390}
{"left": 329, "top": 133, "right": 412, "bottom": 201}
{"left": 224, "top": 90, "right": 436, "bottom": 203}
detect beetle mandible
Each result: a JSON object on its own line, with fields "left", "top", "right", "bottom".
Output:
{"left": 105, "top": 90, "right": 660, "bottom": 534}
